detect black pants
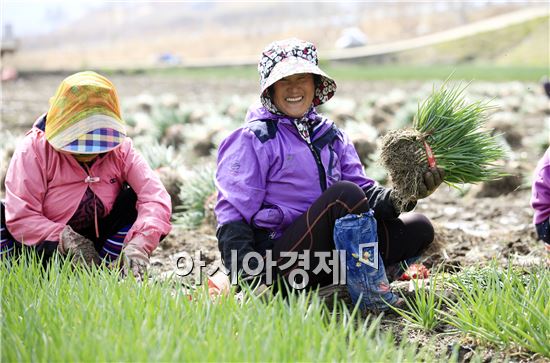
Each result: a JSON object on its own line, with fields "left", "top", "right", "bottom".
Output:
{"left": 267, "top": 181, "right": 434, "bottom": 288}
{"left": 1, "top": 187, "right": 138, "bottom": 265}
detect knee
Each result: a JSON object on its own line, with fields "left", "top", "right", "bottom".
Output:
{"left": 327, "top": 181, "right": 366, "bottom": 206}
{"left": 412, "top": 213, "right": 435, "bottom": 249}
{"left": 401, "top": 212, "right": 434, "bottom": 249}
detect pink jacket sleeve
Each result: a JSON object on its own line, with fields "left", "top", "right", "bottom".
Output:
{"left": 4, "top": 132, "right": 66, "bottom": 245}
{"left": 120, "top": 140, "right": 172, "bottom": 255}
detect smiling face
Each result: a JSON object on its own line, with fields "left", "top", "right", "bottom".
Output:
{"left": 271, "top": 73, "right": 315, "bottom": 118}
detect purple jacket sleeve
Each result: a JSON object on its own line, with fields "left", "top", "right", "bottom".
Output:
{"left": 215, "top": 128, "right": 270, "bottom": 225}
{"left": 214, "top": 128, "right": 271, "bottom": 278}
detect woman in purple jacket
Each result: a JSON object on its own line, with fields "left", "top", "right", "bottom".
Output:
{"left": 531, "top": 147, "right": 550, "bottom": 261}
{"left": 215, "top": 38, "right": 444, "bottom": 309}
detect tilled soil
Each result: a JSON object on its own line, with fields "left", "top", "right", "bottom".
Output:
{"left": 2, "top": 74, "right": 548, "bottom": 361}
{"left": 2, "top": 74, "right": 545, "bottom": 275}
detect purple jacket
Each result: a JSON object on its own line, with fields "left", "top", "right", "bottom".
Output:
{"left": 215, "top": 104, "right": 375, "bottom": 238}
{"left": 531, "top": 148, "right": 550, "bottom": 224}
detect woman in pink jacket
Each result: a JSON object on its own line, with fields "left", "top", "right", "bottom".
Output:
{"left": 0, "top": 71, "right": 172, "bottom": 278}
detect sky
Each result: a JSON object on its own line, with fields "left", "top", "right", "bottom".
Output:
{"left": 2, "top": 0, "right": 103, "bottom": 37}
{"left": 1, "top": 0, "right": 533, "bottom": 39}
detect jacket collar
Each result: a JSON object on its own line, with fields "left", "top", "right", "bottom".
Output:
{"left": 245, "top": 103, "right": 334, "bottom": 138}
{"left": 34, "top": 113, "right": 47, "bottom": 132}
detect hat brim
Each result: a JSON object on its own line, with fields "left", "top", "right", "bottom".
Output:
{"left": 49, "top": 114, "right": 127, "bottom": 154}
{"left": 260, "top": 56, "right": 335, "bottom": 95}
{"left": 59, "top": 128, "right": 126, "bottom": 154}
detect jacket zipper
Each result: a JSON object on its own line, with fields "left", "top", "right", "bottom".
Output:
{"left": 288, "top": 120, "right": 331, "bottom": 192}
{"left": 306, "top": 142, "right": 327, "bottom": 191}
{"left": 328, "top": 144, "right": 335, "bottom": 178}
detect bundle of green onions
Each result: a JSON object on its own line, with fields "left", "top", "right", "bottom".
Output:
{"left": 380, "top": 82, "right": 506, "bottom": 209}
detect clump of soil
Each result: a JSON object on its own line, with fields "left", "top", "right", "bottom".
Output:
{"left": 155, "top": 166, "right": 183, "bottom": 209}
{"left": 468, "top": 174, "right": 523, "bottom": 198}
{"left": 202, "top": 192, "right": 218, "bottom": 229}
{"left": 380, "top": 129, "right": 427, "bottom": 210}
{"left": 424, "top": 223, "right": 487, "bottom": 267}
{"left": 352, "top": 138, "right": 378, "bottom": 164}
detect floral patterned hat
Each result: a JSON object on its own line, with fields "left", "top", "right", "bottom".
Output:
{"left": 258, "top": 38, "right": 337, "bottom": 114}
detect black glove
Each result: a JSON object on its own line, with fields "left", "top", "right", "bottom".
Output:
{"left": 415, "top": 167, "right": 445, "bottom": 200}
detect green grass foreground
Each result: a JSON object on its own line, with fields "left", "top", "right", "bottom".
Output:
{"left": 443, "top": 265, "right": 550, "bottom": 357}
{"left": 2, "top": 255, "right": 548, "bottom": 361}
{"left": 1, "top": 254, "right": 431, "bottom": 362}
{"left": 392, "top": 263, "right": 550, "bottom": 359}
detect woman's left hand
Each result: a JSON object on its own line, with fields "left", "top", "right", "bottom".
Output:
{"left": 120, "top": 242, "right": 150, "bottom": 280}
{"left": 416, "top": 167, "right": 445, "bottom": 199}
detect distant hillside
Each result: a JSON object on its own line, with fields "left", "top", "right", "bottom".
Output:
{"left": 4, "top": 2, "right": 546, "bottom": 70}
{"left": 389, "top": 15, "right": 549, "bottom": 67}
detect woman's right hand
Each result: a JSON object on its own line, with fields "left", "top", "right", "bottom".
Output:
{"left": 58, "top": 225, "right": 101, "bottom": 266}
{"left": 416, "top": 167, "right": 445, "bottom": 200}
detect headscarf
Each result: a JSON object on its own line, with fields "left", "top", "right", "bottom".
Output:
{"left": 45, "top": 71, "right": 126, "bottom": 154}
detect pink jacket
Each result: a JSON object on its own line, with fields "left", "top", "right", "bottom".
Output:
{"left": 5, "top": 121, "right": 172, "bottom": 254}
